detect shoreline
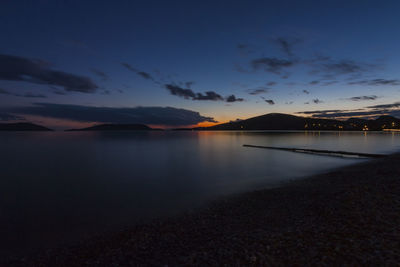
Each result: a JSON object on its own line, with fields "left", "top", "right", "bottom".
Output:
{"left": 17, "top": 153, "right": 400, "bottom": 265}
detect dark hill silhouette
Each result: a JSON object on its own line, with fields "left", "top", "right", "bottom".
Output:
{"left": 0, "top": 123, "right": 52, "bottom": 131}
{"left": 193, "top": 113, "right": 400, "bottom": 131}
{"left": 369, "top": 116, "right": 400, "bottom": 130}
{"left": 67, "top": 124, "right": 161, "bottom": 131}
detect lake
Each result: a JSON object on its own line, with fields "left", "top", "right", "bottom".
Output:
{"left": 1, "top": 130, "right": 399, "bottom": 257}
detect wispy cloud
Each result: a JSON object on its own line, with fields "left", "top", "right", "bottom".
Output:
{"left": 121, "top": 63, "right": 156, "bottom": 82}
{"left": 308, "top": 56, "right": 378, "bottom": 78}
{"left": 247, "top": 87, "right": 269, "bottom": 95}
{"left": 21, "top": 92, "right": 47, "bottom": 98}
{"left": 0, "top": 88, "right": 46, "bottom": 98}
{"left": 251, "top": 57, "right": 295, "bottom": 75}
{"left": 271, "top": 37, "right": 302, "bottom": 57}
{"left": 90, "top": 68, "right": 109, "bottom": 81}
{"left": 321, "top": 81, "right": 339, "bottom": 86}
{"left": 366, "top": 102, "right": 400, "bottom": 109}
{"left": 297, "top": 101, "right": 400, "bottom": 119}
{"left": 344, "top": 95, "right": 379, "bottom": 101}
{"left": 348, "top": 79, "right": 400, "bottom": 86}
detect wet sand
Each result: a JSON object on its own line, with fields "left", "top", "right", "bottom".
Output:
{"left": 13, "top": 153, "right": 400, "bottom": 266}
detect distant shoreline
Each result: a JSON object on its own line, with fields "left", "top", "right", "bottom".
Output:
{"left": 22, "top": 152, "right": 400, "bottom": 266}
{"left": 2, "top": 112, "right": 399, "bottom": 132}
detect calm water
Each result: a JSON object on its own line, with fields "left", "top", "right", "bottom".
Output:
{"left": 1, "top": 130, "right": 399, "bottom": 256}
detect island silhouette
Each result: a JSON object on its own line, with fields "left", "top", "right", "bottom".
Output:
{"left": 0, "top": 122, "right": 52, "bottom": 131}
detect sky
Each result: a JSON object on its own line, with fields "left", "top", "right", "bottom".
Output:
{"left": 1, "top": 0, "right": 400, "bottom": 129}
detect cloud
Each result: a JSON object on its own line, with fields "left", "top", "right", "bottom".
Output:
{"left": 298, "top": 109, "right": 343, "bottom": 115}
{"left": 0, "top": 88, "right": 46, "bottom": 98}
{"left": 0, "top": 88, "right": 11, "bottom": 95}
{"left": 366, "top": 102, "right": 400, "bottom": 109}
{"left": 266, "top": 81, "right": 277, "bottom": 86}
{"left": 137, "top": 71, "right": 153, "bottom": 80}
{"left": 121, "top": 63, "right": 137, "bottom": 72}
{"left": 21, "top": 92, "right": 47, "bottom": 98}
{"left": 226, "top": 95, "right": 244, "bottom": 102}
{"left": 297, "top": 110, "right": 379, "bottom": 118}
{"left": 312, "top": 98, "right": 323, "bottom": 104}
{"left": 297, "top": 101, "right": 400, "bottom": 119}
{"left": 271, "top": 37, "right": 302, "bottom": 57}
{"left": 121, "top": 63, "right": 155, "bottom": 81}
{"left": 185, "top": 81, "right": 194, "bottom": 88}
{"left": 308, "top": 57, "right": 377, "bottom": 77}
{"left": 0, "top": 54, "right": 98, "bottom": 93}
{"left": 247, "top": 87, "right": 269, "bottom": 95}
{"left": 345, "top": 95, "right": 379, "bottom": 101}
{"left": 90, "top": 68, "right": 108, "bottom": 81}
{"left": 321, "top": 60, "right": 364, "bottom": 75}
{"left": 165, "top": 84, "right": 242, "bottom": 102}
{"left": 251, "top": 57, "right": 295, "bottom": 74}
{"left": 0, "top": 112, "right": 25, "bottom": 121}
{"left": 53, "top": 90, "right": 67, "bottom": 95}
{"left": 5, "top": 103, "right": 217, "bottom": 126}
{"left": 195, "top": 91, "right": 224, "bottom": 101}
{"left": 238, "top": 43, "right": 381, "bottom": 84}
{"left": 264, "top": 99, "right": 275, "bottom": 105}
{"left": 348, "top": 79, "right": 400, "bottom": 86}
{"left": 321, "top": 81, "right": 339, "bottom": 86}
{"left": 165, "top": 84, "right": 196, "bottom": 99}
{"left": 297, "top": 110, "right": 389, "bottom": 119}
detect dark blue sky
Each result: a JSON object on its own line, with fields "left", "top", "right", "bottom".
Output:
{"left": 1, "top": 0, "right": 400, "bottom": 128}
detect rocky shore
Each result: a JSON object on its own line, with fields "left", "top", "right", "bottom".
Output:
{"left": 13, "top": 154, "right": 400, "bottom": 266}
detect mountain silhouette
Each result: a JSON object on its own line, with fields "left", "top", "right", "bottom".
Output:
{"left": 0, "top": 123, "right": 52, "bottom": 131}
{"left": 193, "top": 113, "right": 400, "bottom": 131}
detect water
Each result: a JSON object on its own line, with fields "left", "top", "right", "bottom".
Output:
{"left": 1, "top": 130, "right": 399, "bottom": 256}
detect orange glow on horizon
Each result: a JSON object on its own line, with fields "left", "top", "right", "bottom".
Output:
{"left": 192, "top": 121, "right": 223, "bottom": 128}
{"left": 148, "top": 121, "right": 223, "bottom": 129}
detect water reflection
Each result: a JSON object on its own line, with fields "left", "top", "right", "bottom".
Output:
{"left": 0, "top": 131, "right": 399, "bottom": 256}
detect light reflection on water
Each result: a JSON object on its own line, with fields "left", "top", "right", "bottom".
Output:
{"left": 0, "top": 130, "right": 399, "bottom": 256}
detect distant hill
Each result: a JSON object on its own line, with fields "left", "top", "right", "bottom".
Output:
{"left": 67, "top": 124, "right": 161, "bottom": 131}
{"left": 193, "top": 113, "right": 400, "bottom": 131}
{"left": 0, "top": 122, "right": 52, "bottom": 131}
